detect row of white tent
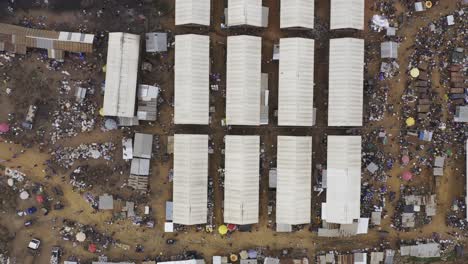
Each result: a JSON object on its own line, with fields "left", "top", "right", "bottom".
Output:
{"left": 173, "top": 35, "right": 364, "bottom": 127}
{"left": 172, "top": 134, "right": 362, "bottom": 226}
{"left": 175, "top": 0, "right": 365, "bottom": 30}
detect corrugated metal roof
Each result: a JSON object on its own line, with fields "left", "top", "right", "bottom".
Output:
{"left": 276, "top": 136, "right": 312, "bottom": 225}
{"left": 227, "top": 0, "right": 264, "bottom": 27}
{"left": 174, "top": 34, "right": 210, "bottom": 125}
{"left": 103, "top": 33, "right": 140, "bottom": 118}
{"left": 133, "top": 133, "right": 153, "bottom": 159}
{"left": 330, "top": 0, "right": 364, "bottom": 30}
{"left": 226, "top": 35, "right": 262, "bottom": 125}
{"left": 280, "top": 0, "right": 314, "bottom": 29}
{"left": 224, "top": 135, "right": 260, "bottom": 225}
{"left": 176, "top": 0, "right": 210, "bottom": 26}
{"left": 130, "top": 158, "right": 150, "bottom": 176}
{"left": 278, "top": 38, "right": 314, "bottom": 126}
{"left": 173, "top": 134, "right": 208, "bottom": 225}
{"left": 322, "top": 136, "right": 361, "bottom": 224}
{"left": 328, "top": 38, "right": 364, "bottom": 126}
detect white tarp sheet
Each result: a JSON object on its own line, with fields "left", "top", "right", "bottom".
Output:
{"left": 278, "top": 38, "right": 314, "bottom": 126}
{"left": 322, "top": 136, "right": 361, "bottom": 224}
{"left": 328, "top": 38, "right": 364, "bottom": 126}
{"left": 103, "top": 33, "right": 140, "bottom": 117}
{"left": 176, "top": 0, "right": 210, "bottom": 26}
{"left": 173, "top": 134, "right": 208, "bottom": 225}
{"left": 226, "top": 35, "right": 262, "bottom": 125}
{"left": 174, "top": 34, "right": 210, "bottom": 125}
{"left": 280, "top": 0, "right": 314, "bottom": 29}
{"left": 276, "top": 136, "right": 312, "bottom": 225}
{"left": 224, "top": 135, "right": 260, "bottom": 224}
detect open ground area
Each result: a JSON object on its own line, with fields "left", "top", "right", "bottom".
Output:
{"left": 0, "top": 0, "right": 467, "bottom": 264}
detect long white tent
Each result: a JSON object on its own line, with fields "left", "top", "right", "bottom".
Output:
{"left": 328, "top": 38, "right": 364, "bottom": 126}
{"left": 103, "top": 33, "right": 140, "bottom": 118}
{"left": 330, "top": 0, "right": 364, "bottom": 30}
{"left": 224, "top": 135, "right": 260, "bottom": 224}
{"left": 175, "top": 0, "right": 210, "bottom": 26}
{"left": 226, "top": 35, "right": 262, "bottom": 125}
{"left": 276, "top": 136, "right": 312, "bottom": 225}
{"left": 227, "top": 0, "right": 265, "bottom": 27}
{"left": 322, "top": 136, "right": 361, "bottom": 224}
{"left": 280, "top": 0, "right": 314, "bottom": 29}
{"left": 278, "top": 38, "right": 315, "bottom": 126}
{"left": 466, "top": 140, "right": 468, "bottom": 221}
{"left": 173, "top": 134, "right": 208, "bottom": 225}
{"left": 174, "top": 34, "right": 210, "bottom": 125}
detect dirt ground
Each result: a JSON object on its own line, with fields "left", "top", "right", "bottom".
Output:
{"left": 0, "top": 0, "right": 467, "bottom": 263}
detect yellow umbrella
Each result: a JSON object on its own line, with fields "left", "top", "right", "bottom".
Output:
{"left": 425, "top": 1, "right": 432, "bottom": 8}
{"left": 99, "top": 108, "right": 105, "bottom": 116}
{"left": 410, "top": 68, "right": 420, "bottom": 78}
{"left": 406, "top": 117, "right": 415, "bottom": 127}
{"left": 102, "top": 65, "right": 107, "bottom": 73}
{"left": 230, "top": 254, "right": 238, "bottom": 262}
{"left": 218, "top": 225, "right": 228, "bottom": 235}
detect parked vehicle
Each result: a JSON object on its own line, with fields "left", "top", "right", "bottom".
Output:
{"left": 24, "top": 220, "right": 33, "bottom": 227}
{"left": 27, "top": 238, "right": 41, "bottom": 250}
{"left": 50, "top": 247, "right": 61, "bottom": 264}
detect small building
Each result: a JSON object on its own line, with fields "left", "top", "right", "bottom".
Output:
{"left": 371, "top": 211, "right": 381, "bottom": 225}
{"left": 103, "top": 33, "right": 140, "bottom": 118}
{"left": 137, "top": 84, "right": 159, "bottom": 121}
{"left": 226, "top": 0, "right": 269, "bottom": 27}
{"left": 401, "top": 212, "right": 415, "bottom": 228}
{"left": 384, "top": 250, "right": 395, "bottom": 264}
{"left": 330, "top": 0, "right": 365, "bottom": 30}
{"left": 370, "top": 252, "right": 384, "bottom": 264}
{"left": 454, "top": 106, "right": 468, "bottom": 123}
{"left": 268, "top": 168, "right": 277, "bottom": 189}
{"left": 400, "top": 243, "right": 441, "bottom": 258}
{"left": 158, "top": 260, "right": 205, "bottom": 264}
{"left": 99, "top": 194, "right": 114, "bottom": 210}
{"left": 381, "top": 41, "right": 398, "bottom": 59}
{"left": 145, "top": 32, "right": 167, "bottom": 52}
{"left": 130, "top": 158, "right": 150, "bottom": 176}
{"left": 122, "top": 138, "right": 133, "bottom": 160}
{"left": 166, "top": 201, "right": 173, "bottom": 221}
{"left": 175, "top": 0, "right": 210, "bottom": 26}
{"left": 75, "top": 87, "right": 87, "bottom": 102}
{"left": 263, "top": 258, "right": 279, "bottom": 264}
{"left": 386, "top": 27, "right": 396, "bottom": 36}
{"left": 133, "top": 133, "right": 153, "bottom": 159}
{"left": 414, "top": 2, "right": 425, "bottom": 12}
{"left": 354, "top": 253, "right": 367, "bottom": 264}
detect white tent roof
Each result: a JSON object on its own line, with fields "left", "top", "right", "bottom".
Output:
{"left": 224, "top": 135, "right": 260, "bottom": 224}
{"left": 226, "top": 35, "right": 262, "bottom": 125}
{"left": 103, "top": 33, "right": 140, "bottom": 117}
{"left": 330, "top": 0, "right": 364, "bottom": 30}
{"left": 466, "top": 140, "right": 468, "bottom": 221}
{"left": 173, "top": 134, "right": 208, "bottom": 225}
{"left": 175, "top": 0, "right": 210, "bottom": 26}
{"left": 278, "top": 38, "right": 315, "bottom": 126}
{"left": 276, "top": 136, "right": 312, "bottom": 225}
{"left": 280, "top": 0, "right": 314, "bottom": 29}
{"left": 227, "top": 0, "right": 263, "bottom": 27}
{"left": 322, "top": 136, "right": 361, "bottom": 224}
{"left": 174, "top": 34, "right": 210, "bottom": 125}
{"left": 328, "top": 38, "right": 364, "bottom": 126}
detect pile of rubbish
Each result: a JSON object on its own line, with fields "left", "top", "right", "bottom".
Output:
{"left": 51, "top": 142, "right": 115, "bottom": 168}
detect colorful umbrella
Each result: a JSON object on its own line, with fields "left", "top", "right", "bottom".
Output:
{"left": 402, "top": 171, "right": 412, "bottom": 181}
{"left": 0, "top": 123, "right": 9, "bottom": 133}
{"left": 402, "top": 155, "right": 410, "bottom": 165}
{"left": 227, "top": 224, "right": 237, "bottom": 231}
{"left": 406, "top": 117, "right": 415, "bottom": 127}
{"left": 410, "top": 68, "right": 420, "bottom": 78}
{"left": 76, "top": 232, "right": 86, "bottom": 242}
{"left": 218, "top": 225, "right": 228, "bottom": 235}
{"left": 36, "top": 195, "right": 44, "bottom": 204}
{"left": 88, "top": 243, "right": 97, "bottom": 253}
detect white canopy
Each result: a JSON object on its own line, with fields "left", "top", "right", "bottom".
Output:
{"left": 322, "top": 135, "right": 361, "bottom": 224}
{"left": 227, "top": 0, "right": 264, "bottom": 27}
{"left": 103, "top": 33, "right": 140, "bottom": 117}
{"left": 328, "top": 38, "right": 364, "bottom": 126}
{"left": 175, "top": 0, "right": 210, "bottom": 26}
{"left": 330, "top": 0, "right": 364, "bottom": 30}
{"left": 278, "top": 38, "right": 314, "bottom": 126}
{"left": 280, "top": 0, "right": 314, "bottom": 29}
{"left": 224, "top": 135, "right": 260, "bottom": 224}
{"left": 173, "top": 134, "right": 208, "bottom": 225}
{"left": 226, "top": 35, "right": 262, "bottom": 125}
{"left": 276, "top": 136, "right": 312, "bottom": 225}
{"left": 174, "top": 34, "right": 210, "bottom": 125}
